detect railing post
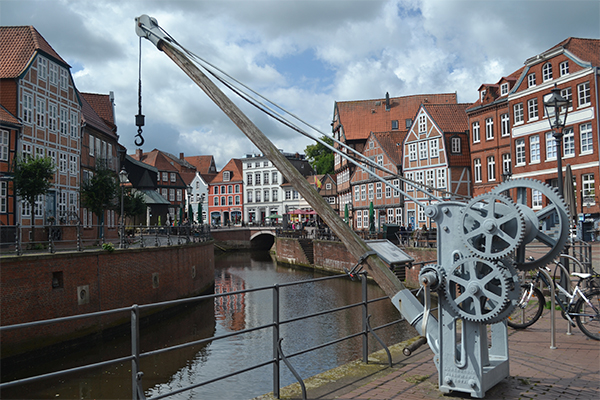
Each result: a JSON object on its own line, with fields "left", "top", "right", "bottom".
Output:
{"left": 77, "top": 222, "right": 82, "bottom": 251}
{"left": 131, "top": 305, "right": 143, "bottom": 399}
{"left": 15, "top": 224, "right": 21, "bottom": 255}
{"left": 48, "top": 224, "right": 55, "bottom": 254}
{"left": 273, "top": 284, "right": 280, "bottom": 398}
{"left": 140, "top": 224, "right": 145, "bottom": 248}
{"left": 361, "top": 274, "right": 368, "bottom": 363}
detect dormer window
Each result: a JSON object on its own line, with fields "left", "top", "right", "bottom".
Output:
{"left": 391, "top": 120, "right": 399, "bottom": 130}
{"left": 223, "top": 171, "right": 230, "bottom": 182}
{"left": 500, "top": 83, "right": 509, "bottom": 96}
{"left": 528, "top": 73, "right": 536, "bottom": 88}
{"left": 451, "top": 136, "right": 461, "bottom": 154}
{"left": 480, "top": 90, "right": 486, "bottom": 101}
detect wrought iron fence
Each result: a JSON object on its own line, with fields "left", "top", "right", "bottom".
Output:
{"left": 0, "top": 273, "right": 414, "bottom": 400}
{"left": 0, "top": 223, "right": 212, "bottom": 256}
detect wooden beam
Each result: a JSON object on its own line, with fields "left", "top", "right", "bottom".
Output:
{"left": 158, "top": 41, "right": 405, "bottom": 297}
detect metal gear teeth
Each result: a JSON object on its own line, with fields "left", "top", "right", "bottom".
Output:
{"left": 459, "top": 193, "right": 526, "bottom": 261}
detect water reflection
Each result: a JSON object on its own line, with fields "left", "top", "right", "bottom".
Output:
{"left": 2, "top": 251, "right": 415, "bottom": 400}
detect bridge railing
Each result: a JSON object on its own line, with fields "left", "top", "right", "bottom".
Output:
{"left": 0, "top": 273, "right": 419, "bottom": 400}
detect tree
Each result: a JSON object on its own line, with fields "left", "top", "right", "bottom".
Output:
{"left": 122, "top": 189, "right": 147, "bottom": 226}
{"left": 305, "top": 135, "right": 335, "bottom": 175}
{"left": 80, "top": 162, "right": 118, "bottom": 239}
{"left": 12, "top": 156, "right": 55, "bottom": 240}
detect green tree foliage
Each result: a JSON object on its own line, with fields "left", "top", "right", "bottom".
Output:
{"left": 122, "top": 189, "right": 147, "bottom": 225}
{"left": 12, "top": 156, "right": 55, "bottom": 218}
{"left": 305, "top": 135, "right": 335, "bottom": 175}
{"left": 80, "top": 162, "right": 118, "bottom": 230}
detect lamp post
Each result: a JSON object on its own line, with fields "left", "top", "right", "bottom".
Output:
{"left": 543, "top": 84, "right": 570, "bottom": 196}
{"left": 187, "top": 185, "right": 193, "bottom": 224}
{"left": 118, "top": 168, "right": 129, "bottom": 248}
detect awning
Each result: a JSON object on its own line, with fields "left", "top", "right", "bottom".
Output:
{"left": 139, "top": 190, "right": 171, "bottom": 205}
{"left": 267, "top": 214, "right": 282, "bottom": 219}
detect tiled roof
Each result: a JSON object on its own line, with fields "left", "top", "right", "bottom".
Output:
{"left": 0, "top": 26, "right": 68, "bottom": 78}
{"left": 424, "top": 103, "right": 471, "bottom": 133}
{"left": 131, "top": 149, "right": 178, "bottom": 172}
{"left": 80, "top": 93, "right": 116, "bottom": 131}
{"left": 185, "top": 155, "right": 214, "bottom": 174}
{"left": 335, "top": 93, "right": 457, "bottom": 141}
{"left": 0, "top": 104, "right": 20, "bottom": 125}
{"left": 373, "top": 131, "right": 406, "bottom": 166}
{"left": 80, "top": 93, "right": 116, "bottom": 139}
{"left": 211, "top": 158, "right": 243, "bottom": 184}
{"left": 444, "top": 131, "right": 471, "bottom": 167}
{"left": 551, "top": 37, "right": 600, "bottom": 66}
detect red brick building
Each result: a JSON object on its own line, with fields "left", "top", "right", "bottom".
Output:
{"left": 209, "top": 158, "right": 243, "bottom": 226}
{"left": 0, "top": 105, "right": 20, "bottom": 226}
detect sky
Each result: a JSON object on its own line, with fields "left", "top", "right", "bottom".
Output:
{"left": 2, "top": 0, "right": 599, "bottom": 169}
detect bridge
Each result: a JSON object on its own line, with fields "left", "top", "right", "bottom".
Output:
{"left": 209, "top": 226, "right": 279, "bottom": 250}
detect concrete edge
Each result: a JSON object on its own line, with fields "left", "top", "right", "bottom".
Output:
{"left": 252, "top": 336, "right": 430, "bottom": 400}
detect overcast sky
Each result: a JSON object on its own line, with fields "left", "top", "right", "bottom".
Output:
{"left": 2, "top": 0, "right": 599, "bottom": 169}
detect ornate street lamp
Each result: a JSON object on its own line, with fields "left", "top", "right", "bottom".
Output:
{"left": 118, "top": 168, "right": 129, "bottom": 248}
{"left": 543, "top": 84, "right": 570, "bottom": 196}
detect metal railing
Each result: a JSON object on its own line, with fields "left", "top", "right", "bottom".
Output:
{"left": 0, "top": 272, "right": 411, "bottom": 400}
{"left": 0, "top": 223, "right": 212, "bottom": 256}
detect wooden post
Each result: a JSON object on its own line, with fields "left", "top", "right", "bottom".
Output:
{"left": 157, "top": 41, "right": 405, "bottom": 297}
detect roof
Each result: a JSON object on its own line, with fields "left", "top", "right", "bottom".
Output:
{"left": 372, "top": 131, "right": 406, "bottom": 165}
{"left": 423, "top": 103, "right": 471, "bottom": 133}
{"left": 210, "top": 158, "right": 243, "bottom": 184}
{"left": 131, "top": 149, "right": 178, "bottom": 172}
{"left": 548, "top": 37, "right": 600, "bottom": 67}
{"left": 0, "top": 26, "right": 69, "bottom": 78}
{"left": 80, "top": 93, "right": 116, "bottom": 132}
{"left": 335, "top": 93, "right": 457, "bottom": 141}
{"left": 185, "top": 155, "right": 217, "bottom": 175}
{"left": 80, "top": 93, "right": 117, "bottom": 139}
{"left": 0, "top": 104, "right": 20, "bottom": 126}
{"left": 138, "top": 189, "right": 171, "bottom": 205}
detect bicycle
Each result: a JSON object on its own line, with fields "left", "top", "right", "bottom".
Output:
{"left": 507, "top": 256, "right": 600, "bottom": 341}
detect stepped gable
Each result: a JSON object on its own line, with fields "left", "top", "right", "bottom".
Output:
{"left": 0, "top": 25, "right": 69, "bottom": 78}
{"left": 335, "top": 93, "right": 457, "bottom": 141}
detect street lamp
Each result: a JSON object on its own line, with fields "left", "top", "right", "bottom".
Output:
{"left": 118, "top": 168, "right": 129, "bottom": 248}
{"left": 543, "top": 84, "right": 570, "bottom": 196}
{"left": 187, "top": 185, "right": 193, "bottom": 224}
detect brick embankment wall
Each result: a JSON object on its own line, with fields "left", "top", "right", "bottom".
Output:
{"left": 0, "top": 242, "right": 214, "bottom": 358}
{"left": 273, "top": 237, "right": 310, "bottom": 267}
{"left": 210, "top": 229, "right": 251, "bottom": 249}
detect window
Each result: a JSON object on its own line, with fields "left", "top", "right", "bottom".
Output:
{"left": 0, "top": 130, "right": 8, "bottom": 161}
{"left": 530, "top": 135, "right": 540, "bottom": 163}
{"left": 376, "top": 182, "right": 382, "bottom": 199}
{"left": 418, "top": 206, "right": 425, "bottom": 222}
{"left": 516, "top": 139, "right": 525, "bottom": 165}
{"left": 563, "top": 128, "right": 574, "bottom": 157}
{"left": 485, "top": 118, "right": 494, "bottom": 140}
{"left": 162, "top": 188, "right": 168, "bottom": 200}
{"left": 59, "top": 153, "right": 67, "bottom": 173}
{"left": 437, "top": 168, "right": 446, "bottom": 188}
{"left": 430, "top": 138, "right": 438, "bottom": 158}
{"left": 70, "top": 111, "right": 78, "bottom": 137}
{"left": 419, "top": 141, "right": 428, "bottom": 159}
{"left": 246, "top": 173, "right": 252, "bottom": 185}
{"left": 532, "top": 190, "right": 543, "bottom": 208}
{"left": 376, "top": 155, "right": 383, "bottom": 166}
{"left": 395, "top": 208, "right": 402, "bottom": 225}
{"left": 264, "top": 161, "right": 269, "bottom": 167}
{"left": 408, "top": 143, "right": 417, "bottom": 161}
{"left": 235, "top": 184, "right": 240, "bottom": 193}
{"left": 415, "top": 171, "right": 424, "bottom": 188}
{"left": 255, "top": 162, "right": 260, "bottom": 168}
{"left": 247, "top": 191, "right": 253, "bottom": 203}
{"left": 451, "top": 137, "right": 461, "bottom": 153}
{"left": 474, "top": 159, "right": 482, "bottom": 182}
{"left": 426, "top": 170, "right": 435, "bottom": 189}
{"left": 177, "top": 190, "right": 182, "bottom": 202}
{"left": 580, "top": 123, "right": 593, "bottom": 153}
{"left": 500, "top": 83, "right": 509, "bottom": 96}
{"left": 487, "top": 156, "right": 496, "bottom": 182}
{"left": 480, "top": 89, "right": 486, "bottom": 102}
{"left": 361, "top": 184, "right": 366, "bottom": 201}
{"left": 578, "top": 82, "right": 591, "bottom": 107}
{"left": 527, "top": 98, "right": 538, "bottom": 120}
{"left": 369, "top": 140, "right": 374, "bottom": 149}
{"left": 38, "top": 57, "right": 47, "bottom": 80}
{"left": 514, "top": 103, "right": 524, "bottom": 124}
{"left": 221, "top": 185, "right": 225, "bottom": 194}
{"left": 387, "top": 208, "right": 394, "bottom": 223}
{"left": 221, "top": 196, "right": 226, "bottom": 205}
{"left": 542, "top": 62, "right": 553, "bottom": 82}
{"left": 560, "top": 61, "right": 569, "bottom": 76}
{"left": 418, "top": 115, "right": 426, "bottom": 133}
{"left": 501, "top": 114, "right": 510, "bottom": 137}
{"left": 354, "top": 186, "right": 360, "bottom": 202}
{"left": 561, "top": 87, "right": 572, "bottom": 110}
{"left": 228, "top": 185, "right": 233, "bottom": 194}
{"left": 0, "top": 181, "right": 6, "bottom": 213}
{"left": 527, "top": 73, "right": 536, "bottom": 88}
{"left": 582, "top": 174, "right": 595, "bottom": 206}
{"left": 263, "top": 172, "right": 269, "bottom": 185}
{"left": 272, "top": 189, "right": 278, "bottom": 201}
{"left": 169, "top": 189, "right": 175, "bottom": 201}
{"left": 502, "top": 153, "right": 511, "bottom": 176}
{"left": 385, "top": 183, "right": 391, "bottom": 198}
{"left": 326, "top": 183, "right": 332, "bottom": 190}
{"left": 472, "top": 121, "right": 480, "bottom": 143}
{"left": 546, "top": 132, "right": 557, "bottom": 160}
{"left": 36, "top": 98, "right": 45, "bottom": 127}
{"left": 368, "top": 183, "right": 374, "bottom": 200}
{"left": 22, "top": 93, "right": 33, "bottom": 124}
{"left": 272, "top": 171, "right": 278, "bottom": 184}
{"left": 391, "top": 120, "right": 398, "bottom": 130}
{"left": 405, "top": 119, "right": 412, "bottom": 129}
{"left": 254, "top": 190, "right": 261, "bottom": 202}
{"left": 60, "top": 68, "right": 68, "bottom": 90}
{"left": 214, "top": 186, "right": 219, "bottom": 195}
{"left": 170, "top": 172, "right": 176, "bottom": 182}
{"left": 235, "top": 195, "right": 240, "bottom": 205}
{"left": 255, "top": 172, "right": 261, "bottom": 185}
{"left": 228, "top": 196, "right": 233, "bottom": 205}
{"left": 223, "top": 171, "right": 230, "bottom": 182}
{"left": 69, "top": 155, "right": 77, "bottom": 175}
{"left": 393, "top": 179, "right": 400, "bottom": 197}
{"left": 264, "top": 189, "right": 269, "bottom": 202}
{"left": 59, "top": 107, "right": 68, "bottom": 135}
{"left": 162, "top": 172, "right": 168, "bottom": 182}
{"left": 49, "top": 62, "right": 58, "bottom": 85}
{"left": 356, "top": 210, "right": 362, "bottom": 229}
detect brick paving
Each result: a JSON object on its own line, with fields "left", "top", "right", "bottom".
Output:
{"left": 334, "top": 308, "right": 599, "bottom": 400}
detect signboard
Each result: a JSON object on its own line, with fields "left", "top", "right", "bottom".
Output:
{"left": 365, "top": 239, "right": 414, "bottom": 265}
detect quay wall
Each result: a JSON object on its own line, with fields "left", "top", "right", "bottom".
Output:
{"left": 210, "top": 228, "right": 251, "bottom": 249}
{"left": 0, "top": 242, "right": 214, "bottom": 358}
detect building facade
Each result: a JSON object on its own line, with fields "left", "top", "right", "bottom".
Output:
{"left": 210, "top": 158, "right": 243, "bottom": 226}
{"left": 0, "top": 105, "right": 20, "bottom": 226}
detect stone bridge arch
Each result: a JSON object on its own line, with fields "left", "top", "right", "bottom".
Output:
{"left": 249, "top": 230, "right": 276, "bottom": 250}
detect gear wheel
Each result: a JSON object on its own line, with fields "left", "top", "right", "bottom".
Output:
{"left": 460, "top": 193, "right": 525, "bottom": 260}
{"left": 490, "top": 178, "right": 569, "bottom": 271}
{"left": 484, "top": 259, "right": 523, "bottom": 325}
{"left": 444, "top": 257, "right": 511, "bottom": 323}
{"left": 419, "top": 264, "right": 445, "bottom": 291}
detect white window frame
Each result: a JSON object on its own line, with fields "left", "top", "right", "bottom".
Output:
{"left": 514, "top": 103, "right": 523, "bottom": 124}
{"left": 22, "top": 92, "right": 33, "bottom": 124}
{"left": 0, "top": 181, "right": 6, "bottom": 213}
{"left": 408, "top": 143, "right": 417, "bottom": 161}
{"left": 36, "top": 97, "right": 45, "bottom": 127}
{"left": 530, "top": 135, "right": 540, "bottom": 163}
{"left": 487, "top": 156, "right": 496, "bottom": 182}
{"left": 578, "top": 82, "right": 591, "bottom": 107}
{"left": 500, "top": 83, "right": 509, "bottom": 96}
{"left": 560, "top": 61, "right": 569, "bottom": 76}
{"left": 368, "top": 183, "right": 374, "bottom": 200}
{"left": 246, "top": 173, "right": 252, "bottom": 185}
{"left": 437, "top": 168, "right": 446, "bottom": 189}
{"left": 472, "top": 121, "right": 480, "bottom": 143}
{"left": 418, "top": 115, "right": 426, "bottom": 133}
{"left": 376, "top": 182, "right": 382, "bottom": 199}
{"left": 545, "top": 132, "right": 557, "bottom": 160}
{"left": 502, "top": 153, "right": 511, "bottom": 176}
{"left": 170, "top": 172, "right": 176, "bottom": 182}
{"left": 485, "top": 118, "right": 494, "bottom": 140}
{"left": 451, "top": 137, "right": 461, "bottom": 153}
{"left": 542, "top": 62, "right": 553, "bottom": 82}
{"left": 393, "top": 179, "right": 400, "bottom": 197}
{"left": 361, "top": 184, "right": 366, "bottom": 201}
{"left": 0, "top": 130, "right": 8, "bottom": 161}
{"left": 563, "top": 128, "right": 575, "bottom": 157}
{"left": 419, "top": 141, "right": 428, "bottom": 160}
{"left": 582, "top": 174, "right": 595, "bottom": 206}
{"left": 429, "top": 138, "right": 438, "bottom": 158}
{"left": 527, "top": 73, "right": 536, "bottom": 88}
{"left": 532, "top": 189, "right": 543, "bottom": 209}
{"left": 501, "top": 113, "right": 510, "bottom": 137}
{"left": 354, "top": 186, "right": 360, "bottom": 202}
{"left": 528, "top": 98, "right": 539, "bottom": 121}
{"left": 516, "top": 139, "right": 525, "bottom": 165}
{"left": 580, "top": 123, "right": 593, "bottom": 154}
{"left": 474, "top": 159, "right": 482, "bottom": 183}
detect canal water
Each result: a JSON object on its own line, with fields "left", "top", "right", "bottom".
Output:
{"left": 2, "top": 251, "right": 416, "bottom": 399}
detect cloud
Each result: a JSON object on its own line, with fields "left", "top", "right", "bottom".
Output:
{"left": 2, "top": 0, "right": 598, "bottom": 169}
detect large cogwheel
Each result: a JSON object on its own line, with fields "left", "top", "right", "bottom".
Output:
{"left": 460, "top": 193, "right": 525, "bottom": 260}
{"left": 484, "top": 259, "right": 523, "bottom": 325}
{"left": 444, "top": 257, "right": 511, "bottom": 323}
{"left": 490, "top": 178, "right": 569, "bottom": 271}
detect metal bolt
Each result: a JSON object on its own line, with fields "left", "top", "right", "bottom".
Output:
{"left": 444, "top": 377, "right": 453, "bottom": 385}
{"left": 442, "top": 207, "right": 450, "bottom": 214}
{"left": 443, "top": 226, "right": 449, "bottom": 232}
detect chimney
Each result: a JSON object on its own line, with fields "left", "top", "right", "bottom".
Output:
{"left": 180, "top": 152, "right": 184, "bottom": 160}
{"left": 385, "top": 92, "right": 390, "bottom": 111}
{"left": 109, "top": 91, "right": 116, "bottom": 124}
{"left": 136, "top": 148, "right": 143, "bottom": 161}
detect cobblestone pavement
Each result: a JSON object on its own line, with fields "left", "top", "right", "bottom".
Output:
{"left": 335, "top": 308, "right": 599, "bottom": 400}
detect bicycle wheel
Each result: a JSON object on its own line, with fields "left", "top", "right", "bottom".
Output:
{"left": 507, "top": 285, "right": 544, "bottom": 329}
{"left": 574, "top": 290, "right": 600, "bottom": 341}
